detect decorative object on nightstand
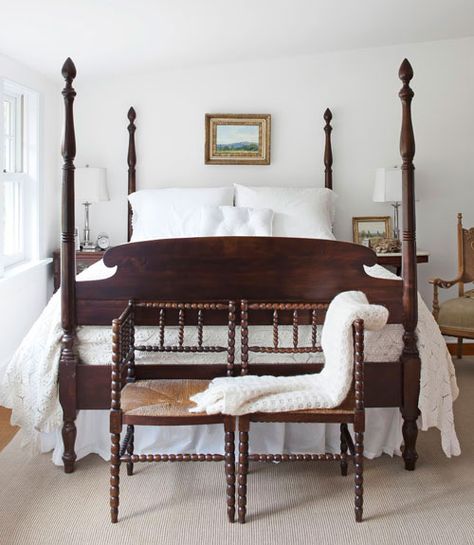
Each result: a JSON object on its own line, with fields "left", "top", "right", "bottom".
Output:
{"left": 52, "top": 248, "right": 107, "bottom": 292}
{"left": 96, "top": 232, "right": 110, "bottom": 251}
{"left": 352, "top": 216, "right": 391, "bottom": 247}
{"left": 430, "top": 213, "right": 474, "bottom": 358}
{"left": 75, "top": 165, "right": 109, "bottom": 251}
{"left": 372, "top": 238, "right": 401, "bottom": 254}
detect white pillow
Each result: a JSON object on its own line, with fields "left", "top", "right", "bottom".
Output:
{"left": 234, "top": 184, "right": 336, "bottom": 239}
{"left": 128, "top": 186, "right": 234, "bottom": 241}
{"left": 199, "top": 206, "right": 273, "bottom": 236}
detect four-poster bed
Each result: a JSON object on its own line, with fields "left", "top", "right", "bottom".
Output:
{"left": 58, "top": 57, "right": 421, "bottom": 475}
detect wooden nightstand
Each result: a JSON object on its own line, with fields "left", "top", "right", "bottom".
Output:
{"left": 376, "top": 251, "right": 429, "bottom": 276}
{"left": 53, "top": 249, "right": 106, "bottom": 292}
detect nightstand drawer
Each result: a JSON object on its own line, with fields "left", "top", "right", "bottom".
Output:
{"left": 52, "top": 249, "right": 106, "bottom": 292}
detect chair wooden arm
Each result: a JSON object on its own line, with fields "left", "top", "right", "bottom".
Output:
{"left": 429, "top": 276, "right": 462, "bottom": 321}
{"left": 429, "top": 276, "right": 462, "bottom": 289}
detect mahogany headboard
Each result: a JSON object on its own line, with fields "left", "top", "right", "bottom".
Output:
{"left": 125, "top": 108, "right": 334, "bottom": 242}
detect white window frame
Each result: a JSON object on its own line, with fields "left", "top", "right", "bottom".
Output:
{"left": 0, "top": 80, "right": 40, "bottom": 274}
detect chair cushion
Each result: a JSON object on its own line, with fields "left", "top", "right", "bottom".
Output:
{"left": 438, "top": 289, "right": 474, "bottom": 331}
{"left": 121, "top": 379, "right": 211, "bottom": 417}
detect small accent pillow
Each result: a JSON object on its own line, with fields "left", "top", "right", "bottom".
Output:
{"left": 234, "top": 184, "right": 336, "bottom": 240}
{"left": 199, "top": 206, "right": 273, "bottom": 236}
{"left": 128, "top": 186, "right": 234, "bottom": 241}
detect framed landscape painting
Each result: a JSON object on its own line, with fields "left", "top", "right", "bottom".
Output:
{"left": 352, "top": 216, "right": 392, "bottom": 247}
{"left": 205, "top": 114, "right": 271, "bottom": 165}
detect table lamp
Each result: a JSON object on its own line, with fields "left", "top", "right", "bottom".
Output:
{"left": 373, "top": 166, "right": 402, "bottom": 241}
{"left": 75, "top": 165, "right": 109, "bottom": 251}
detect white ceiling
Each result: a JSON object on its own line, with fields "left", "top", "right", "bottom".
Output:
{"left": 1, "top": 0, "right": 474, "bottom": 80}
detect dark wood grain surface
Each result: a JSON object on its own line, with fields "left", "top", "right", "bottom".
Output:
{"left": 76, "top": 237, "right": 403, "bottom": 324}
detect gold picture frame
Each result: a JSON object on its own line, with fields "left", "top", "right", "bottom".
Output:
{"left": 352, "top": 216, "right": 392, "bottom": 247}
{"left": 205, "top": 114, "right": 271, "bottom": 165}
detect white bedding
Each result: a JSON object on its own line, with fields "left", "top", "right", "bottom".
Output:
{"left": 0, "top": 258, "right": 461, "bottom": 464}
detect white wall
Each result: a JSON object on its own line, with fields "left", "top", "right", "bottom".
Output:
{"left": 0, "top": 53, "right": 60, "bottom": 369}
{"left": 74, "top": 37, "right": 474, "bottom": 306}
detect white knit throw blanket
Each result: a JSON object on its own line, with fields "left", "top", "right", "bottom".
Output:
{"left": 190, "top": 291, "right": 389, "bottom": 415}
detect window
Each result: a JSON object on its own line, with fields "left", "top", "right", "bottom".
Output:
{"left": 0, "top": 80, "right": 39, "bottom": 273}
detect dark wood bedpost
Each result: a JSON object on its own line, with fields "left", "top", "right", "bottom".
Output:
{"left": 398, "top": 58, "right": 420, "bottom": 471}
{"left": 323, "top": 108, "right": 333, "bottom": 190}
{"left": 127, "top": 107, "right": 137, "bottom": 241}
{"left": 59, "top": 57, "right": 78, "bottom": 473}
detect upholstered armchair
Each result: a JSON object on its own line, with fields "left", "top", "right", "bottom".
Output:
{"left": 430, "top": 213, "right": 474, "bottom": 358}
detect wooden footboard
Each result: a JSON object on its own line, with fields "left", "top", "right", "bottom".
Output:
{"left": 76, "top": 361, "right": 402, "bottom": 410}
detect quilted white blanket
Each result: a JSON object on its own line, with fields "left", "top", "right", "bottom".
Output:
{"left": 0, "top": 261, "right": 461, "bottom": 457}
{"left": 190, "top": 291, "right": 389, "bottom": 415}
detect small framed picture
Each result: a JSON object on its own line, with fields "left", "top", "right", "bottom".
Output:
{"left": 205, "top": 114, "right": 271, "bottom": 165}
{"left": 352, "top": 216, "right": 392, "bottom": 247}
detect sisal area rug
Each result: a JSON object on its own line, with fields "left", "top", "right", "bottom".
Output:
{"left": 1, "top": 360, "right": 473, "bottom": 545}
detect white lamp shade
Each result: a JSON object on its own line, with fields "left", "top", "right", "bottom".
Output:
{"left": 373, "top": 167, "right": 402, "bottom": 203}
{"left": 75, "top": 167, "right": 109, "bottom": 203}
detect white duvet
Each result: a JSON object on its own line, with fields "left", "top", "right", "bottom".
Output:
{"left": 0, "top": 259, "right": 461, "bottom": 462}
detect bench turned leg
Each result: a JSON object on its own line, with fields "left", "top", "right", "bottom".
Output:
{"left": 238, "top": 418, "right": 249, "bottom": 524}
{"left": 225, "top": 418, "right": 236, "bottom": 523}
{"left": 340, "top": 423, "right": 349, "bottom": 476}
{"left": 110, "top": 432, "right": 121, "bottom": 523}
{"left": 354, "top": 431, "right": 364, "bottom": 522}
{"left": 126, "top": 425, "right": 134, "bottom": 476}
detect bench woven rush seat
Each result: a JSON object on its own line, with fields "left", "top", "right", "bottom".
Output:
{"left": 121, "top": 379, "right": 211, "bottom": 418}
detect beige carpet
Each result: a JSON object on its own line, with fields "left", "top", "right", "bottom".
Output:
{"left": 1, "top": 359, "right": 474, "bottom": 545}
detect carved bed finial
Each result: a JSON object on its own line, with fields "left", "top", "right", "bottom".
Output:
{"left": 323, "top": 108, "right": 333, "bottom": 190}
{"left": 399, "top": 59, "right": 415, "bottom": 164}
{"left": 127, "top": 107, "right": 137, "bottom": 168}
{"left": 127, "top": 107, "right": 137, "bottom": 241}
{"left": 128, "top": 106, "right": 136, "bottom": 123}
{"left": 399, "top": 58, "right": 414, "bottom": 83}
{"left": 61, "top": 57, "right": 77, "bottom": 81}
{"left": 61, "top": 59, "right": 77, "bottom": 160}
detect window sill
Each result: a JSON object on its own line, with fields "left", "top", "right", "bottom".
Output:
{"left": 0, "top": 258, "right": 52, "bottom": 282}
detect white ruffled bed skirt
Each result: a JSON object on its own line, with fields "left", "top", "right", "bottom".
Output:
{"left": 40, "top": 407, "right": 403, "bottom": 466}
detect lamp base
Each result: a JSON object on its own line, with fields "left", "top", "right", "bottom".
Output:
{"left": 81, "top": 241, "right": 97, "bottom": 252}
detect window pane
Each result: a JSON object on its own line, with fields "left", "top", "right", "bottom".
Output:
{"left": 4, "top": 138, "right": 11, "bottom": 172}
{"left": 3, "top": 100, "right": 10, "bottom": 136}
{"left": 3, "top": 94, "right": 22, "bottom": 173}
{"left": 2, "top": 180, "right": 22, "bottom": 256}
